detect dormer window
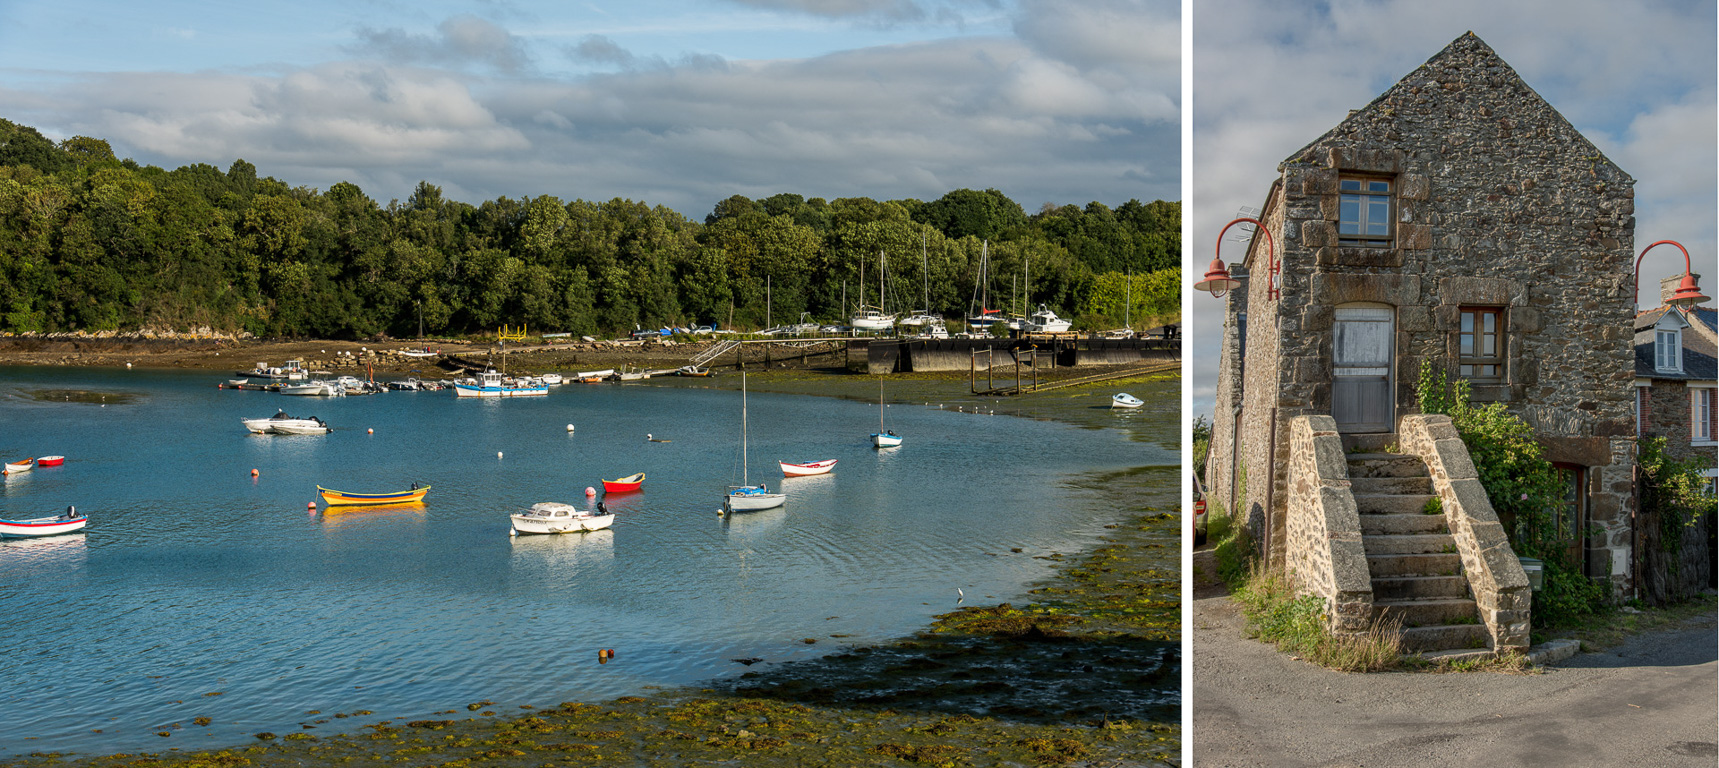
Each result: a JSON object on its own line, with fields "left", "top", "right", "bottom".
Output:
{"left": 1338, "top": 177, "right": 1393, "bottom": 248}
{"left": 1655, "top": 329, "right": 1681, "bottom": 372}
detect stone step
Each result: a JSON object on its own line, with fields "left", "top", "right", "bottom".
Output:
{"left": 1366, "top": 552, "right": 1463, "bottom": 578}
{"left": 1354, "top": 493, "right": 1440, "bottom": 515}
{"left": 1371, "top": 574, "right": 1472, "bottom": 601}
{"left": 1399, "top": 623, "right": 1491, "bottom": 652}
{"left": 1350, "top": 476, "right": 1435, "bottom": 495}
{"left": 1345, "top": 453, "right": 1431, "bottom": 478}
{"left": 1358, "top": 512, "right": 1450, "bottom": 536}
{"left": 1372, "top": 597, "right": 1480, "bottom": 628}
{"left": 1341, "top": 433, "right": 1398, "bottom": 453}
{"left": 1361, "top": 533, "right": 1458, "bottom": 555}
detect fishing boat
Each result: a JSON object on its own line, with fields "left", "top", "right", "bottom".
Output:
{"left": 602, "top": 473, "right": 645, "bottom": 493}
{"left": 780, "top": 459, "right": 837, "bottom": 477}
{"left": 317, "top": 484, "right": 431, "bottom": 506}
{"left": 36, "top": 456, "right": 64, "bottom": 467}
{"left": 870, "top": 381, "right": 902, "bottom": 448}
{"left": 1112, "top": 393, "right": 1144, "bottom": 409}
{"left": 509, "top": 502, "right": 614, "bottom": 535}
{"left": 4, "top": 459, "right": 33, "bottom": 474}
{"left": 452, "top": 369, "right": 548, "bottom": 398}
{"left": 724, "top": 372, "right": 787, "bottom": 513}
{"left": 0, "top": 507, "right": 86, "bottom": 538}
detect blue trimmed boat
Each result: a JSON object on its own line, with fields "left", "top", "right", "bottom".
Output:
{"left": 318, "top": 485, "right": 431, "bottom": 506}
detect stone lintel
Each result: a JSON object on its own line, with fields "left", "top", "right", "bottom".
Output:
{"left": 1310, "top": 273, "right": 1421, "bottom": 306}
{"left": 1437, "top": 276, "right": 1522, "bottom": 306}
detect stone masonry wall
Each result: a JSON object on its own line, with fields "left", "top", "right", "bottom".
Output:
{"left": 1642, "top": 381, "right": 1719, "bottom": 466}
{"left": 1284, "top": 415, "right": 1374, "bottom": 633}
{"left": 1234, "top": 33, "right": 1638, "bottom": 581}
{"left": 1399, "top": 414, "right": 1531, "bottom": 652}
{"left": 1206, "top": 264, "right": 1248, "bottom": 518}
{"left": 1239, "top": 184, "right": 1290, "bottom": 564}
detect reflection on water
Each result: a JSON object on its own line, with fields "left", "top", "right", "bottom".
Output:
{"left": 0, "top": 366, "right": 1177, "bottom": 756}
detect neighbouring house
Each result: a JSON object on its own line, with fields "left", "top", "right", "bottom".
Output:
{"left": 1633, "top": 284, "right": 1716, "bottom": 600}
{"left": 1206, "top": 32, "right": 1645, "bottom": 655}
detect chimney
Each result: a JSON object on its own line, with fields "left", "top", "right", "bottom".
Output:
{"left": 1662, "top": 273, "right": 1705, "bottom": 306}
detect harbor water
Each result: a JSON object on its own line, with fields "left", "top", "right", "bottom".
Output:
{"left": 0, "top": 366, "right": 1177, "bottom": 755}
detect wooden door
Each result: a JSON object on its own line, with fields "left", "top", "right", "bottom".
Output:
{"left": 1332, "top": 304, "right": 1394, "bottom": 433}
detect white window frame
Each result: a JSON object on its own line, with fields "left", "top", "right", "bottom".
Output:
{"left": 1656, "top": 329, "right": 1681, "bottom": 372}
{"left": 1693, "top": 384, "right": 1717, "bottom": 446}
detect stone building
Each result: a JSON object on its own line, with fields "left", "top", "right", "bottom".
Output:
{"left": 1205, "top": 33, "right": 1643, "bottom": 654}
{"left": 1635, "top": 290, "right": 1717, "bottom": 475}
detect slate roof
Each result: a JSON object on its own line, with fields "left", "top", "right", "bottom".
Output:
{"left": 1636, "top": 306, "right": 1718, "bottom": 381}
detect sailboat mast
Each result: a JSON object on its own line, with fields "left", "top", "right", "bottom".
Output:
{"left": 741, "top": 372, "right": 749, "bottom": 485}
{"left": 878, "top": 250, "right": 885, "bottom": 315}
{"left": 921, "top": 231, "right": 929, "bottom": 314}
{"left": 879, "top": 379, "right": 885, "bottom": 432}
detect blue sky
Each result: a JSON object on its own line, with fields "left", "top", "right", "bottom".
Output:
{"left": 1190, "top": 0, "right": 1719, "bottom": 419}
{"left": 0, "top": 0, "right": 1181, "bottom": 218}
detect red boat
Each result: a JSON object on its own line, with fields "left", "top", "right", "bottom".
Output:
{"left": 36, "top": 456, "right": 64, "bottom": 467}
{"left": 601, "top": 473, "right": 645, "bottom": 493}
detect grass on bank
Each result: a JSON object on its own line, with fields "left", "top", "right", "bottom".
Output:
{"left": 1229, "top": 565, "right": 1405, "bottom": 673}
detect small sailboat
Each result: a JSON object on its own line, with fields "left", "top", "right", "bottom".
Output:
{"left": 870, "top": 381, "right": 902, "bottom": 448}
{"left": 1112, "top": 393, "right": 1144, "bottom": 409}
{"left": 509, "top": 502, "right": 614, "bottom": 535}
{"left": 780, "top": 459, "right": 837, "bottom": 477}
{"left": 602, "top": 473, "right": 646, "bottom": 493}
{"left": 0, "top": 507, "right": 86, "bottom": 538}
{"left": 317, "top": 484, "right": 431, "bottom": 506}
{"left": 724, "top": 372, "right": 786, "bottom": 513}
{"left": 850, "top": 251, "right": 898, "bottom": 331}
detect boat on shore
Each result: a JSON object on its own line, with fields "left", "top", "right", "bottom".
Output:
{"left": 1026, "top": 304, "right": 1072, "bottom": 333}
{"left": 452, "top": 370, "right": 548, "bottom": 398}
{"left": 780, "top": 459, "right": 837, "bottom": 477}
{"left": 318, "top": 485, "right": 430, "bottom": 506}
{"left": 1112, "top": 393, "right": 1144, "bottom": 409}
{"left": 509, "top": 502, "right": 615, "bottom": 535}
{"left": 601, "top": 473, "right": 645, "bottom": 493}
{"left": 0, "top": 507, "right": 87, "bottom": 538}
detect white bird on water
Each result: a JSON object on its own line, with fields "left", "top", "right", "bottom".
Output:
{"left": 956, "top": 588, "right": 965, "bottom": 602}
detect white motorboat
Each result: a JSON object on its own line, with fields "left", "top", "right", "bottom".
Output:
{"left": 780, "top": 459, "right": 837, "bottom": 477}
{"left": 1112, "top": 393, "right": 1144, "bottom": 409}
{"left": 0, "top": 507, "right": 87, "bottom": 538}
{"left": 538, "top": 373, "right": 564, "bottom": 385}
{"left": 278, "top": 380, "right": 342, "bottom": 396}
{"left": 453, "top": 370, "right": 549, "bottom": 398}
{"left": 242, "top": 411, "right": 329, "bottom": 434}
{"left": 271, "top": 418, "right": 331, "bottom": 435}
{"left": 510, "top": 502, "right": 615, "bottom": 535}
{"left": 1026, "top": 304, "right": 1073, "bottom": 333}
{"left": 870, "top": 380, "right": 902, "bottom": 448}
{"left": 725, "top": 372, "right": 787, "bottom": 513}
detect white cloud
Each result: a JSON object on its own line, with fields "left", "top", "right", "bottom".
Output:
{"left": 349, "top": 15, "right": 533, "bottom": 73}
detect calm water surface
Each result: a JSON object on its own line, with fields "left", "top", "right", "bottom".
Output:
{"left": 0, "top": 366, "right": 1176, "bottom": 755}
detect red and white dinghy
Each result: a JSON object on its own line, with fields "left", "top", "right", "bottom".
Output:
{"left": 0, "top": 508, "right": 87, "bottom": 538}
{"left": 36, "top": 456, "right": 65, "bottom": 467}
{"left": 780, "top": 459, "right": 837, "bottom": 477}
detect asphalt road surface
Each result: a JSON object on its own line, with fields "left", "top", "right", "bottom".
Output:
{"left": 1193, "top": 583, "right": 1718, "bottom": 767}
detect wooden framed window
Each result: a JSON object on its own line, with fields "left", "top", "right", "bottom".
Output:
{"left": 1458, "top": 307, "right": 1504, "bottom": 382}
{"left": 1656, "top": 330, "right": 1682, "bottom": 372}
{"left": 1338, "top": 177, "right": 1393, "bottom": 247}
{"left": 1695, "top": 388, "right": 1715, "bottom": 443}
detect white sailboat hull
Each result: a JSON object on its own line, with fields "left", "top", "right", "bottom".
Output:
{"left": 724, "top": 490, "right": 787, "bottom": 512}
{"left": 871, "top": 433, "right": 903, "bottom": 448}
{"left": 851, "top": 313, "right": 896, "bottom": 330}
{"left": 511, "top": 511, "right": 615, "bottom": 534}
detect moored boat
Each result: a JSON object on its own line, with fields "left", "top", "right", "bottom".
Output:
{"left": 243, "top": 411, "right": 327, "bottom": 434}
{"left": 601, "top": 473, "right": 645, "bottom": 493}
{"left": 1026, "top": 304, "right": 1073, "bottom": 333}
{"left": 36, "top": 456, "right": 65, "bottom": 467}
{"left": 1112, "top": 393, "right": 1144, "bottom": 409}
{"left": 509, "top": 502, "right": 615, "bottom": 535}
{"left": 869, "top": 380, "right": 902, "bottom": 448}
{"left": 318, "top": 484, "right": 430, "bottom": 506}
{"left": 724, "top": 372, "right": 786, "bottom": 513}
{"left": 4, "top": 459, "right": 33, "bottom": 474}
{"left": 452, "top": 369, "right": 548, "bottom": 398}
{"left": 0, "top": 507, "right": 86, "bottom": 538}
{"left": 780, "top": 459, "right": 837, "bottom": 477}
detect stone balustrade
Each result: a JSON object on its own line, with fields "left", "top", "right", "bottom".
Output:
{"left": 1284, "top": 415, "right": 1374, "bottom": 634}
{"left": 1398, "top": 414, "right": 1532, "bottom": 652}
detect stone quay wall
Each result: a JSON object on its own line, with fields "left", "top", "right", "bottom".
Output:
{"left": 1283, "top": 415, "right": 1375, "bottom": 634}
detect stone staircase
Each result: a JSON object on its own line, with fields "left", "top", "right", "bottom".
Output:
{"left": 1344, "top": 433, "right": 1491, "bottom": 653}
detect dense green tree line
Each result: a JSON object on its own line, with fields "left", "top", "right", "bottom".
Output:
{"left": 0, "top": 119, "right": 1180, "bottom": 338}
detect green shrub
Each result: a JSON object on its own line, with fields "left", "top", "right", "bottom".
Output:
{"left": 1414, "top": 361, "right": 1606, "bottom": 626}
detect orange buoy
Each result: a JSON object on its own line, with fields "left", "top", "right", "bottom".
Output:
{"left": 367, "top": 428, "right": 374, "bottom": 434}
{"left": 585, "top": 487, "right": 596, "bottom": 497}
{"left": 251, "top": 468, "right": 260, "bottom": 477}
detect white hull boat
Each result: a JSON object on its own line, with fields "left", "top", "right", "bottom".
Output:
{"left": 510, "top": 502, "right": 615, "bottom": 535}
{"left": 271, "top": 421, "right": 331, "bottom": 435}
{"left": 4, "top": 459, "right": 33, "bottom": 474}
{"left": 1112, "top": 393, "right": 1144, "bottom": 409}
{"left": 780, "top": 459, "right": 837, "bottom": 477}
{"left": 850, "top": 309, "right": 896, "bottom": 331}
{"left": 538, "top": 373, "right": 564, "bottom": 385}
{"left": 278, "top": 380, "right": 341, "bottom": 396}
{"left": 0, "top": 509, "right": 87, "bottom": 538}
{"left": 453, "top": 370, "right": 549, "bottom": 398}
{"left": 1026, "top": 305, "right": 1072, "bottom": 333}
{"left": 724, "top": 371, "right": 787, "bottom": 513}
{"left": 871, "top": 432, "right": 903, "bottom": 448}
{"left": 242, "top": 412, "right": 329, "bottom": 434}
